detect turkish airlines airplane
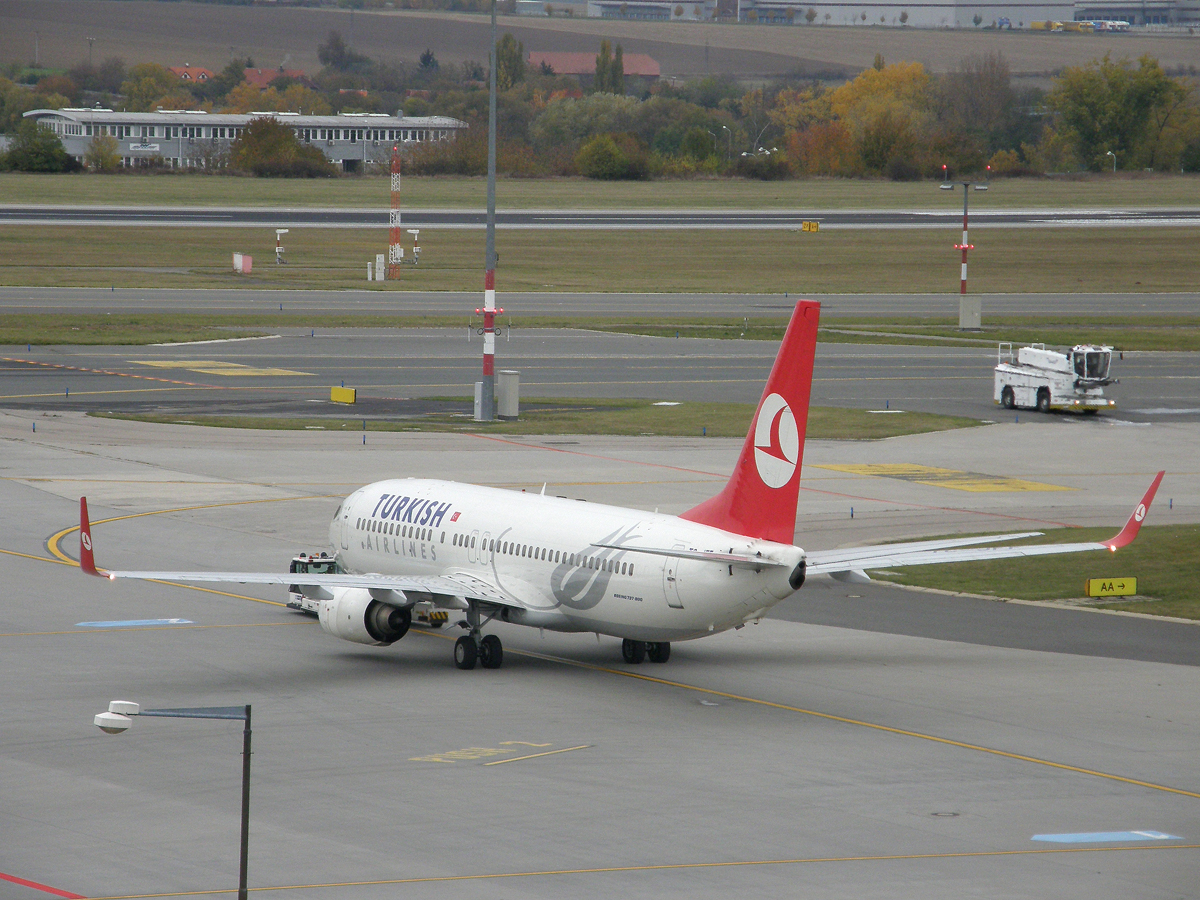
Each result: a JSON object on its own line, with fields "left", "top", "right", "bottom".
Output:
{"left": 79, "top": 300, "right": 1163, "bottom": 670}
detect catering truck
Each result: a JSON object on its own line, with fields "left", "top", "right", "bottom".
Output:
{"left": 994, "top": 342, "right": 1117, "bottom": 413}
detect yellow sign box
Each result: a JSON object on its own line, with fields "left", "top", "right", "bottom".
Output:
{"left": 330, "top": 386, "right": 356, "bottom": 404}
{"left": 1085, "top": 577, "right": 1136, "bottom": 598}
{"left": 801, "top": 220, "right": 820, "bottom": 233}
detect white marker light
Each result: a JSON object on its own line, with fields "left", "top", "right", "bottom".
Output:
{"left": 94, "top": 712, "right": 132, "bottom": 734}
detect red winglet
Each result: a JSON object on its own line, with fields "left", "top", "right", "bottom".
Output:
{"left": 79, "top": 496, "right": 102, "bottom": 576}
{"left": 1105, "top": 471, "right": 1164, "bottom": 550}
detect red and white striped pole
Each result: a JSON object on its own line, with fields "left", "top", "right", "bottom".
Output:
{"left": 387, "top": 145, "right": 403, "bottom": 280}
{"left": 476, "top": 0, "right": 500, "bottom": 421}
{"left": 956, "top": 187, "right": 972, "bottom": 295}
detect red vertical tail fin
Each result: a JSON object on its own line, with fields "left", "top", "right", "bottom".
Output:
{"left": 80, "top": 496, "right": 101, "bottom": 576}
{"left": 680, "top": 300, "right": 820, "bottom": 544}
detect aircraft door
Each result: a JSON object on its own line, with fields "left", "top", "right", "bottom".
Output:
{"left": 480, "top": 532, "right": 492, "bottom": 567}
{"left": 662, "top": 547, "right": 685, "bottom": 609}
{"left": 467, "top": 529, "right": 481, "bottom": 564}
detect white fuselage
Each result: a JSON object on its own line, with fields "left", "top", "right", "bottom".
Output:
{"left": 330, "top": 478, "right": 805, "bottom": 642}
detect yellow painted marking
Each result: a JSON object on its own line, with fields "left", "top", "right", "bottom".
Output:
{"left": 84, "top": 844, "right": 1200, "bottom": 898}
{"left": 413, "top": 630, "right": 1200, "bottom": 802}
{"left": 134, "top": 360, "right": 313, "bottom": 377}
{"left": 499, "top": 741, "right": 553, "bottom": 747}
{"left": 39, "top": 496, "right": 336, "bottom": 607}
{"left": 409, "top": 747, "right": 514, "bottom": 763}
{"left": 0, "top": 546, "right": 75, "bottom": 566}
{"left": 484, "top": 745, "right": 591, "bottom": 766}
{"left": 815, "top": 463, "right": 1072, "bottom": 493}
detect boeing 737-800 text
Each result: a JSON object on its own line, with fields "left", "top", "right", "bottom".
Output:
{"left": 79, "top": 300, "right": 1164, "bottom": 669}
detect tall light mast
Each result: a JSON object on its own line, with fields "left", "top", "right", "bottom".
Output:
{"left": 476, "top": 0, "right": 502, "bottom": 421}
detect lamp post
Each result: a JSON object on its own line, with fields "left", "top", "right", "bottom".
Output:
{"left": 940, "top": 166, "right": 989, "bottom": 328}
{"left": 95, "top": 701, "right": 253, "bottom": 900}
{"left": 720, "top": 125, "right": 732, "bottom": 161}
{"left": 87, "top": 36, "right": 96, "bottom": 68}
{"left": 476, "top": 0, "right": 500, "bottom": 422}
{"left": 1106, "top": 150, "right": 1117, "bottom": 173}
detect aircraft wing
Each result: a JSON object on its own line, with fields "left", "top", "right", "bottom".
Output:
{"left": 77, "top": 498, "right": 518, "bottom": 609}
{"left": 804, "top": 471, "right": 1163, "bottom": 580}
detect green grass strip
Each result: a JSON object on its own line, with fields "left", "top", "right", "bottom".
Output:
{"left": 6, "top": 314, "right": 1200, "bottom": 351}
{"left": 91, "top": 400, "right": 985, "bottom": 442}
{"left": 877, "top": 524, "right": 1200, "bottom": 620}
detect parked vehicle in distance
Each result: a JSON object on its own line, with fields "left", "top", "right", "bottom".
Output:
{"left": 994, "top": 342, "right": 1117, "bottom": 413}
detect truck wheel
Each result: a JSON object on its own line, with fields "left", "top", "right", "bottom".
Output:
{"left": 1001, "top": 386, "right": 1015, "bottom": 409}
{"left": 1036, "top": 388, "right": 1051, "bottom": 412}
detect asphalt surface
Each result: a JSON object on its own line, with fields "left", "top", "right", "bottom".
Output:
{"left": 3, "top": 328, "right": 1197, "bottom": 424}
{"left": 1, "top": 415, "right": 1196, "bottom": 899}
{"left": 4, "top": 286, "right": 1200, "bottom": 317}
{"left": 3, "top": 205, "right": 1200, "bottom": 229}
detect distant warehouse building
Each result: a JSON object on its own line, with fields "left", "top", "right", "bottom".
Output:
{"left": 22, "top": 108, "right": 467, "bottom": 173}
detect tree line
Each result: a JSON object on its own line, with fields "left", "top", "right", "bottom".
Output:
{"left": 2, "top": 36, "right": 1197, "bottom": 177}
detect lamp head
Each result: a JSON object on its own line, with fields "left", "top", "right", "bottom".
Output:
{"left": 95, "top": 712, "right": 131, "bottom": 735}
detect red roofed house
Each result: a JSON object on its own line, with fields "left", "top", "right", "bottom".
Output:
{"left": 244, "top": 68, "right": 310, "bottom": 90}
{"left": 169, "top": 65, "right": 215, "bottom": 82}
{"left": 526, "top": 51, "right": 660, "bottom": 84}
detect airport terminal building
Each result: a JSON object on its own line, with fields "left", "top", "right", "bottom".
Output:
{"left": 22, "top": 108, "right": 468, "bottom": 172}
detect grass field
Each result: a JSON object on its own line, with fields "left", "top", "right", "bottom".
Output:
{"left": 95, "top": 400, "right": 985, "bottom": 441}
{"left": 6, "top": 313, "right": 1200, "bottom": 352}
{"left": 2, "top": 224, "right": 1198, "bottom": 295}
{"left": 878, "top": 524, "right": 1200, "bottom": 620}
{"left": 2, "top": 172, "right": 1198, "bottom": 210}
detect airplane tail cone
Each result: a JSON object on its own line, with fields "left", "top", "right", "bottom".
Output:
{"left": 681, "top": 300, "right": 820, "bottom": 544}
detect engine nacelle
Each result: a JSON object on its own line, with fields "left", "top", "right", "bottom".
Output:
{"left": 318, "top": 589, "right": 411, "bottom": 646}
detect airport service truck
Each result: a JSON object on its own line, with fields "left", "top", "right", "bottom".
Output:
{"left": 994, "top": 342, "right": 1117, "bottom": 413}
{"left": 287, "top": 552, "right": 448, "bottom": 626}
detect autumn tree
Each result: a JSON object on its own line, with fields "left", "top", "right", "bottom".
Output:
{"left": 829, "top": 61, "right": 932, "bottom": 175}
{"left": 2, "top": 120, "right": 80, "bottom": 172}
{"left": 121, "top": 63, "right": 180, "bottom": 112}
{"left": 228, "top": 117, "right": 335, "bottom": 177}
{"left": 1046, "top": 54, "right": 1185, "bottom": 170}
{"left": 84, "top": 133, "right": 120, "bottom": 172}
{"left": 496, "top": 33, "right": 526, "bottom": 90}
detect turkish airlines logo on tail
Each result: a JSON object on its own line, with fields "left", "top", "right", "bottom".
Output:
{"left": 1135, "top": 503, "right": 1146, "bottom": 522}
{"left": 754, "top": 393, "right": 799, "bottom": 489}
{"left": 81, "top": 532, "right": 92, "bottom": 552}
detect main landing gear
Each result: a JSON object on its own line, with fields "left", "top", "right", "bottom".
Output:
{"left": 621, "top": 638, "right": 670, "bottom": 664}
{"left": 454, "top": 603, "right": 503, "bottom": 670}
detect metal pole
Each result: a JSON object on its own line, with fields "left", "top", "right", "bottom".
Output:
{"left": 960, "top": 184, "right": 969, "bottom": 295}
{"left": 238, "top": 704, "right": 251, "bottom": 900}
{"left": 480, "top": 0, "right": 498, "bottom": 421}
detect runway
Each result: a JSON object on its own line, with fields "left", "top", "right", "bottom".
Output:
{"left": 4, "top": 328, "right": 1198, "bottom": 424}
{"left": 0, "top": 413, "right": 1196, "bottom": 898}
{"left": 3, "top": 204, "right": 1199, "bottom": 229}
{"left": 4, "top": 286, "right": 1200, "bottom": 317}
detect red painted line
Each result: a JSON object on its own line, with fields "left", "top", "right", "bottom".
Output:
{"left": 0, "top": 870, "right": 87, "bottom": 899}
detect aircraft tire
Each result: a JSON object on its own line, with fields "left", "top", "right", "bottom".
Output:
{"left": 647, "top": 642, "right": 671, "bottom": 663}
{"left": 454, "top": 635, "right": 477, "bottom": 670}
{"left": 621, "top": 639, "right": 646, "bottom": 664}
{"left": 480, "top": 634, "right": 503, "bottom": 669}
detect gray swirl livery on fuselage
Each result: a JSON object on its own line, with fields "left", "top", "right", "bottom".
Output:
{"left": 550, "top": 525, "right": 638, "bottom": 610}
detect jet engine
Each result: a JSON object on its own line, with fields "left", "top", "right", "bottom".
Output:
{"left": 319, "top": 589, "right": 411, "bottom": 646}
